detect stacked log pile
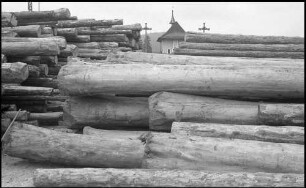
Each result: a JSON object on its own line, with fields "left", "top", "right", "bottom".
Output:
{"left": 173, "top": 32, "right": 304, "bottom": 59}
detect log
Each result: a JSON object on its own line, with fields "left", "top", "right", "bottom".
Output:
{"left": 21, "top": 77, "right": 59, "bottom": 89}
{"left": 142, "top": 132, "right": 304, "bottom": 173}
{"left": 2, "top": 36, "right": 67, "bottom": 49}
{"left": 16, "top": 120, "right": 39, "bottom": 126}
{"left": 1, "top": 110, "right": 29, "bottom": 121}
{"left": 29, "top": 112, "right": 63, "bottom": 121}
{"left": 1, "top": 118, "right": 11, "bottom": 133}
{"left": 38, "top": 64, "right": 49, "bottom": 76}
{"left": 47, "top": 65, "right": 61, "bottom": 75}
{"left": 69, "top": 42, "right": 100, "bottom": 49}
{"left": 1, "top": 104, "right": 17, "bottom": 111}
{"left": 171, "top": 122, "right": 304, "bottom": 144}
{"left": 2, "top": 85, "right": 55, "bottom": 96}
{"left": 1, "top": 12, "right": 17, "bottom": 27}
{"left": 46, "top": 101, "right": 65, "bottom": 112}
{"left": 57, "top": 19, "right": 123, "bottom": 28}
{"left": 77, "top": 28, "right": 133, "bottom": 35}
{"left": 41, "top": 27, "right": 54, "bottom": 35}
{"left": 173, "top": 48, "right": 304, "bottom": 59}
{"left": 27, "top": 65, "right": 40, "bottom": 78}
{"left": 1, "top": 62, "right": 29, "bottom": 84}
{"left": 2, "top": 95, "right": 67, "bottom": 102}
{"left": 4, "top": 123, "right": 145, "bottom": 168}
{"left": 111, "top": 23, "right": 142, "bottom": 30}
{"left": 2, "top": 54, "right": 7, "bottom": 63}
{"left": 178, "top": 42, "right": 304, "bottom": 52}
{"left": 56, "top": 28, "right": 78, "bottom": 38}
{"left": 90, "top": 34, "right": 129, "bottom": 42}
{"left": 185, "top": 32, "right": 304, "bottom": 44}
{"left": 2, "top": 25, "right": 42, "bottom": 37}
{"left": 83, "top": 126, "right": 148, "bottom": 139}
{"left": 98, "top": 42, "right": 119, "bottom": 48}
{"left": 41, "top": 125, "right": 78, "bottom": 133}
{"left": 17, "top": 104, "right": 47, "bottom": 113}
{"left": 1, "top": 41, "right": 60, "bottom": 56}
{"left": 13, "top": 8, "right": 70, "bottom": 20}
{"left": 58, "top": 44, "right": 78, "bottom": 57}
{"left": 6, "top": 56, "right": 39, "bottom": 66}
{"left": 57, "top": 60, "right": 304, "bottom": 101}
{"left": 77, "top": 49, "right": 110, "bottom": 60}
{"left": 258, "top": 104, "right": 304, "bottom": 126}
{"left": 2, "top": 100, "right": 47, "bottom": 105}
{"left": 53, "top": 8, "right": 71, "bottom": 19}
{"left": 1, "top": 30, "right": 18, "bottom": 37}
{"left": 58, "top": 57, "right": 68, "bottom": 63}
{"left": 63, "top": 96, "right": 149, "bottom": 129}
{"left": 40, "top": 56, "right": 58, "bottom": 66}
{"left": 65, "top": 35, "right": 90, "bottom": 43}
{"left": 17, "top": 20, "right": 58, "bottom": 27}
{"left": 32, "top": 168, "right": 305, "bottom": 187}
{"left": 117, "top": 47, "right": 132, "bottom": 52}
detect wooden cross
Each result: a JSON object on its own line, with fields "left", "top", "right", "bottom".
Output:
{"left": 28, "top": 2, "right": 33, "bottom": 11}
{"left": 143, "top": 23, "right": 152, "bottom": 52}
{"left": 199, "top": 22, "right": 210, "bottom": 33}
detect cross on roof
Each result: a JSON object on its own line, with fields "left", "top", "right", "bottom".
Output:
{"left": 199, "top": 22, "right": 210, "bottom": 33}
{"left": 143, "top": 23, "right": 152, "bottom": 32}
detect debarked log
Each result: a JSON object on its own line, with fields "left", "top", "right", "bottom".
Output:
{"left": 4, "top": 123, "right": 145, "bottom": 168}
{"left": 32, "top": 168, "right": 305, "bottom": 187}
{"left": 63, "top": 96, "right": 149, "bottom": 129}
{"left": 142, "top": 132, "right": 304, "bottom": 174}
{"left": 171, "top": 122, "right": 304, "bottom": 144}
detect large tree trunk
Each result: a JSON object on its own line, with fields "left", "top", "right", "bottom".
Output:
{"left": 32, "top": 168, "right": 304, "bottom": 187}
{"left": 69, "top": 42, "right": 100, "bottom": 49}
{"left": 21, "top": 77, "right": 59, "bottom": 89}
{"left": 2, "top": 41, "right": 60, "bottom": 56}
{"left": 56, "top": 19, "right": 123, "bottom": 28}
{"left": 90, "top": 34, "right": 129, "bottom": 42}
{"left": 4, "top": 123, "right": 145, "bottom": 168}
{"left": 2, "top": 36, "right": 67, "bottom": 49}
{"left": 149, "top": 92, "right": 304, "bottom": 131}
{"left": 57, "top": 60, "right": 304, "bottom": 101}
{"left": 63, "top": 96, "right": 149, "bottom": 129}
{"left": 59, "top": 44, "right": 78, "bottom": 57}
{"left": 83, "top": 126, "right": 148, "bottom": 139}
{"left": 185, "top": 32, "right": 304, "bottom": 44}
{"left": 1, "top": 62, "right": 29, "bottom": 84}
{"left": 171, "top": 122, "right": 304, "bottom": 144}
{"left": 65, "top": 35, "right": 90, "bottom": 43}
{"left": 1, "top": 12, "right": 17, "bottom": 27}
{"left": 2, "top": 25, "right": 42, "bottom": 37}
{"left": 111, "top": 23, "right": 142, "bottom": 30}
{"left": 2, "top": 85, "right": 55, "bottom": 96}
{"left": 13, "top": 8, "right": 71, "bottom": 20}
{"left": 258, "top": 104, "right": 304, "bottom": 126}
{"left": 178, "top": 42, "right": 304, "bottom": 52}
{"left": 142, "top": 132, "right": 304, "bottom": 174}
{"left": 173, "top": 48, "right": 304, "bottom": 59}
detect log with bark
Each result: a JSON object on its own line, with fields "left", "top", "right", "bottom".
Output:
{"left": 77, "top": 28, "right": 133, "bottom": 35}
{"left": 111, "top": 23, "right": 142, "bottom": 31}
{"left": 6, "top": 56, "right": 39, "bottom": 66}
{"left": 56, "top": 28, "right": 78, "bottom": 38}
{"left": 1, "top": 104, "right": 17, "bottom": 111}
{"left": 65, "top": 35, "right": 90, "bottom": 43}
{"left": 83, "top": 126, "right": 148, "bottom": 139}
{"left": 41, "top": 27, "right": 54, "bottom": 35}
{"left": 149, "top": 92, "right": 304, "bottom": 131}
{"left": 21, "top": 77, "right": 59, "bottom": 89}
{"left": 2, "top": 36, "right": 67, "bottom": 49}
{"left": 41, "top": 125, "right": 79, "bottom": 133}
{"left": 171, "top": 122, "right": 304, "bottom": 144}
{"left": 63, "top": 96, "right": 149, "bottom": 129}
{"left": 27, "top": 65, "right": 41, "bottom": 78}
{"left": 2, "top": 12, "right": 17, "bottom": 27}
{"left": 142, "top": 132, "right": 304, "bottom": 174}
{"left": 2, "top": 25, "right": 42, "bottom": 37}
{"left": 2, "top": 95, "right": 67, "bottom": 102}
{"left": 68, "top": 42, "right": 100, "bottom": 49}
{"left": 4, "top": 123, "right": 145, "bottom": 168}
{"left": 56, "top": 19, "right": 123, "bottom": 28}
{"left": 16, "top": 120, "right": 39, "bottom": 126}
{"left": 17, "top": 104, "right": 47, "bottom": 113}
{"left": 13, "top": 8, "right": 71, "bottom": 20}
{"left": 38, "top": 64, "right": 49, "bottom": 76}
{"left": 29, "top": 112, "right": 63, "bottom": 121}
{"left": 46, "top": 101, "right": 65, "bottom": 112}
{"left": 1, "top": 62, "right": 29, "bottom": 84}
{"left": 178, "top": 42, "right": 304, "bottom": 52}
{"left": 98, "top": 42, "right": 119, "bottom": 48}
{"left": 47, "top": 65, "right": 61, "bottom": 75}
{"left": 173, "top": 48, "right": 304, "bottom": 59}
{"left": 77, "top": 48, "right": 110, "bottom": 60}
{"left": 1, "top": 41, "right": 60, "bottom": 56}
{"left": 90, "top": 34, "right": 129, "bottom": 42}
{"left": 57, "top": 60, "right": 304, "bottom": 101}
{"left": 2, "top": 85, "right": 55, "bottom": 96}
{"left": 185, "top": 32, "right": 304, "bottom": 44}
{"left": 59, "top": 44, "right": 78, "bottom": 57}
{"left": 2, "top": 54, "right": 7, "bottom": 63}
{"left": 17, "top": 20, "right": 58, "bottom": 27}
{"left": 32, "top": 168, "right": 305, "bottom": 187}
{"left": 1, "top": 118, "right": 11, "bottom": 133}
{"left": 1, "top": 30, "right": 18, "bottom": 37}
{"left": 2, "top": 99, "right": 47, "bottom": 106}
{"left": 40, "top": 56, "right": 58, "bottom": 67}
{"left": 1, "top": 110, "right": 29, "bottom": 121}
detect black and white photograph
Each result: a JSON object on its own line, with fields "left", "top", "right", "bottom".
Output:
{"left": 1, "top": 2, "right": 304, "bottom": 187}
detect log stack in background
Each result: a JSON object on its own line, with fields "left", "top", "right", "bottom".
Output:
{"left": 173, "top": 32, "right": 304, "bottom": 59}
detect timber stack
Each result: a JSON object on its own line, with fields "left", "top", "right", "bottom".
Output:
{"left": 173, "top": 32, "right": 304, "bottom": 59}
{"left": 2, "top": 8, "right": 305, "bottom": 188}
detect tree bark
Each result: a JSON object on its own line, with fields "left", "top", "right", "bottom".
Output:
{"left": 2, "top": 85, "right": 55, "bottom": 96}
{"left": 57, "top": 60, "right": 304, "bottom": 101}
{"left": 171, "top": 122, "right": 304, "bottom": 144}
{"left": 77, "top": 28, "right": 133, "bottom": 35}
{"left": 56, "top": 28, "right": 78, "bottom": 38}
{"left": 41, "top": 125, "right": 78, "bottom": 133}
{"left": 1, "top": 30, "right": 18, "bottom": 37}
{"left": 59, "top": 44, "right": 78, "bottom": 57}
{"left": 1, "top": 118, "right": 11, "bottom": 133}
{"left": 2, "top": 25, "right": 42, "bottom": 37}
{"left": 6, "top": 56, "right": 38, "bottom": 66}
{"left": 47, "top": 65, "right": 61, "bottom": 75}
{"left": 17, "top": 104, "right": 47, "bottom": 113}
{"left": 1, "top": 110, "right": 29, "bottom": 121}
{"left": 21, "top": 77, "right": 59, "bottom": 89}
{"left": 2, "top": 95, "right": 67, "bottom": 102}
{"left": 98, "top": 42, "right": 118, "bottom": 48}
{"left": 69, "top": 42, "right": 100, "bottom": 49}
{"left": 111, "top": 23, "right": 142, "bottom": 30}
{"left": 41, "top": 27, "right": 54, "bottom": 35}
{"left": 258, "top": 104, "right": 304, "bottom": 126}
{"left": 77, "top": 49, "right": 110, "bottom": 60}
{"left": 16, "top": 120, "right": 39, "bottom": 126}
{"left": 2, "top": 54, "right": 7, "bottom": 63}
{"left": 32, "top": 168, "right": 305, "bottom": 187}
{"left": 4, "top": 123, "right": 145, "bottom": 168}
{"left": 2, "top": 36, "right": 67, "bottom": 49}
{"left": 65, "top": 35, "right": 90, "bottom": 43}
{"left": 185, "top": 32, "right": 304, "bottom": 44}
{"left": 173, "top": 48, "right": 304, "bottom": 59}
{"left": 142, "top": 132, "right": 304, "bottom": 174}
{"left": 13, "top": 8, "right": 70, "bottom": 20}
{"left": 38, "top": 64, "right": 49, "bottom": 76}
{"left": 17, "top": 20, "right": 58, "bottom": 27}
{"left": 56, "top": 19, "right": 123, "bottom": 28}
{"left": 29, "top": 112, "right": 63, "bottom": 121}
{"left": 46, "top": 101, "right": 65, "bottom": 112}
{"left": 1, "top": 104, "right": 17, "bottom": 111}
{"left": 27, "top": 65, "right": 41, "bottom": 78}
{"left": 1, "top": 12, "right": 17, "bottom": 27}
{"left": 40, "top": 56, "right": 58, "bottom": 67}
{"left": 63, "top": 96, "right": 149, "bottom": 129}
{"left": 178, "top": 42, "right": 304, "bottom": 52}
{"left": 1, "top": 62, "right": 29, "bottom": 84}
{"left": 90, "top": 34, "right": 129, "bottom": 42}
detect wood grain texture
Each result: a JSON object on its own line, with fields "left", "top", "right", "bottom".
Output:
{"left": 1, "top": 62, "right": 29, "bottom": 84}
{"left": 2, "top": 25, "right": 42, "bottom": 37}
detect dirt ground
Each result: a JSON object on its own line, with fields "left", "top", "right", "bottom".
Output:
{"left": 1, "top": 154, "right": 65, "bottom": 187}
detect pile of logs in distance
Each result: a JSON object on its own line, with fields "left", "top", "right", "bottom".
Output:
{"left": 1, "top": 8, "right": 305, "bottom": 187}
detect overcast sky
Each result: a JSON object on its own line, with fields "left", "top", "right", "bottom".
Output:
{"left": 2, "top": 2, "right": 304, "bottom": 37}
